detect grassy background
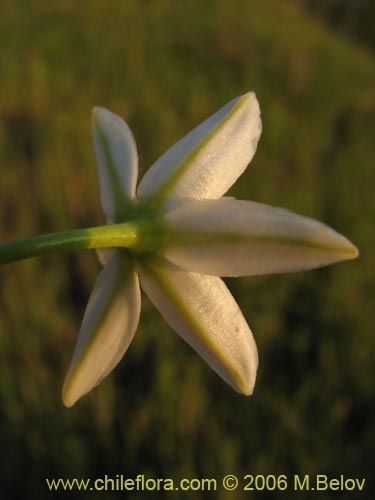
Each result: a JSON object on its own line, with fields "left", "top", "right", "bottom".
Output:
{"left": 0, "top": 1, "right": 374, "bottom": 498}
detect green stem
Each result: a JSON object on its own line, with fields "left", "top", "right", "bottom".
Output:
{"left": 0, "top": 222, "right": 140, "bottom": 266}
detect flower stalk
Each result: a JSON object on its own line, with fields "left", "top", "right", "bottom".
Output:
{"left": 0, "top": 221, "right": 143, "bottom": 265}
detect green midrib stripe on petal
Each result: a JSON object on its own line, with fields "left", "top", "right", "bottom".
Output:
{"left": 63, "top": 253, "right": 133, "bottom": 397}
{"left": 146, "top": 264, "right": 245, "bottom": 391}
{"left": 96, "top": 121, "right": 131, "bottom": 221}
{"left": 148, "top": 95, "right": 249, "bottom": 209}
{"left": 164, "top": 230, "right": 359, "bottom": 258}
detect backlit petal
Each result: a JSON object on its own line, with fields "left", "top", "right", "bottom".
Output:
{"left": 92, "top": 107, "right": 138, "bottom": 221}
{"left": 62, "top": 252, "right": 141, "bottom": 407}
{"left": 163, "top": 198, "right": 359, "bottom": 276}
{"left": 137, "top": 92, "right": 261, "bottom": 210}
{"left": 140, "top": 266, "right": 258, "bottom": 394}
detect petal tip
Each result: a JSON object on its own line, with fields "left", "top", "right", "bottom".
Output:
{"left": 91, "top": 106, "right": 113, "bottom": 127}
{"left": 346, "top": 241, "right": 359, "bottom": 260}
{"left": 240, "top": 91, "right": 262, "bottom": 146}
{"left": 236, "top": 381, "right": 256, "bottom": 396}
{"left": 242, "top": 91, "right": 261, "bottom": 114}
{"left": 231, "top": 346, "right": 258, "bottom": 397}
{"left": 61, "top": 380, "right": 78, "bottom": 408}
{"left": 243, "top": 90, "right": 258, "bottom": 103}
{"left": 62, "top": 369, "right": 91, "bottom": 408}
{"left": 92, "top": 105, "right": 103, "bottom": 119}
{"left": 333, "top": 234, "right": 359, "bottom": 262}
{"left": 234, "top": 367, "right": 257, "bottom": 396}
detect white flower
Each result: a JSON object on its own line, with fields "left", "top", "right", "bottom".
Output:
{"left": 62, "top": 92, "right": 358, "bottom": 407}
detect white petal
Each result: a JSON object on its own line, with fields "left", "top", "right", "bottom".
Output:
{"left": 62, "top": 252, "right": 141, "bottom": 407}
{"left": 163, "top": 198, "right": 359, "bottom": 277}
{"left": 140, "top": 266, "right": 258, "bottom": 395}
{"left": 92, "top": 107, "right": 138, "bottom": 221}
{"left": 137, "top": 92, "right": 261, "bottom": 209}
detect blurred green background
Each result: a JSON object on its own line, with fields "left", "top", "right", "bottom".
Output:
{"left": 0, "top": 0, "right": 374, "bottom": 498}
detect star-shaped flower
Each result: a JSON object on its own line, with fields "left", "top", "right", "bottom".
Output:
{"left": 62, "top": 92, "right": 358, "bottom": 407}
